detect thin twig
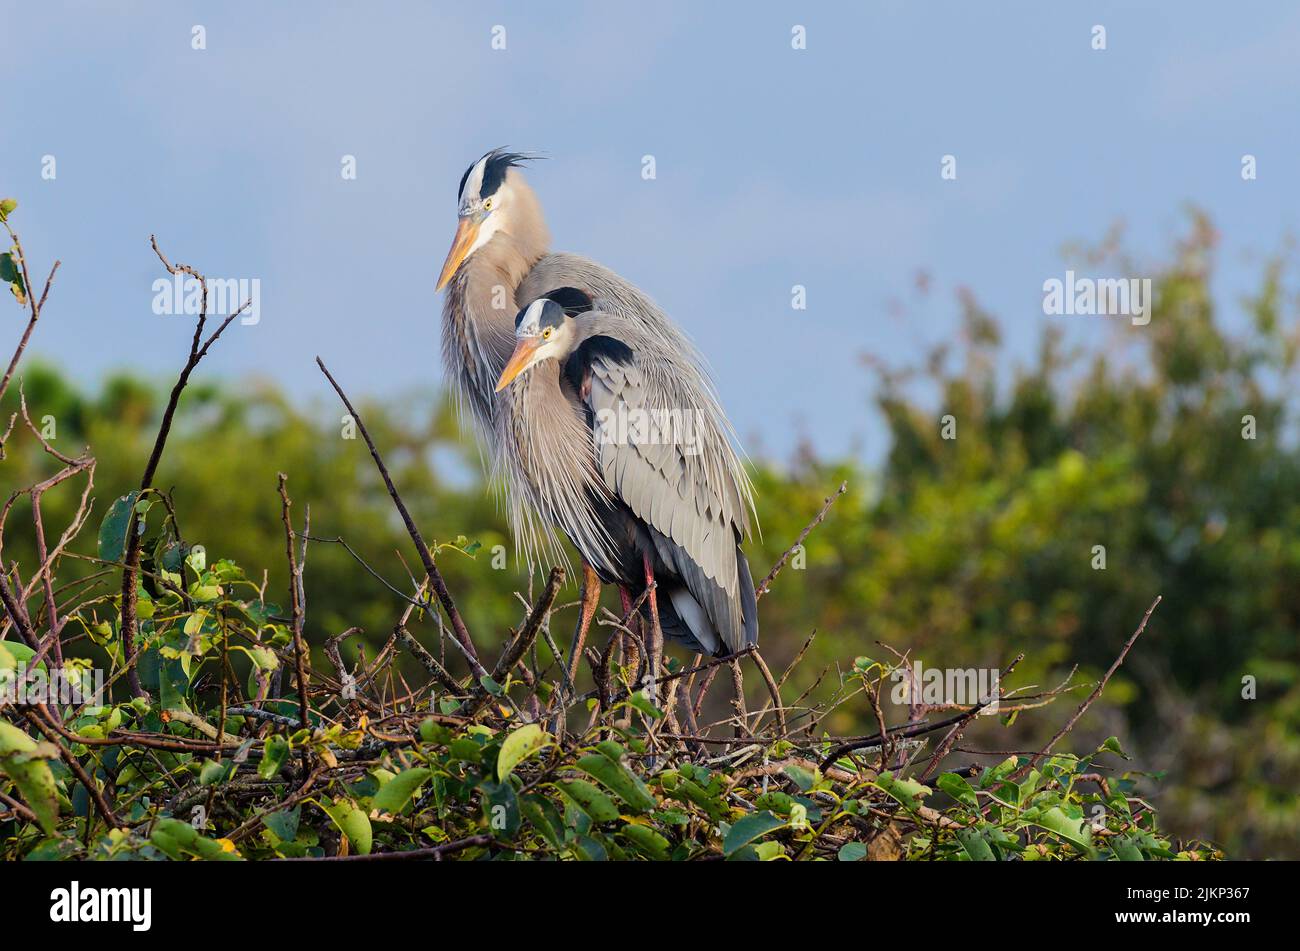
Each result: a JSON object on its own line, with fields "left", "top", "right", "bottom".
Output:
{"left": 755, "top": 481, "right": 847, "bottom": 600}
{"left": 1006, "top": 597, "right": 1161, "bottom": 783}
{"left": 119, "top": 237, "right": 251, "bottom": 696}
{"left": 315, "top": 356, "right": 481, "bottom": 673}
{"left": 278, "top": 475, "right": 312, "bottom": 743}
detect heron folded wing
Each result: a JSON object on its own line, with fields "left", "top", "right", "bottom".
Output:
{"left": 518, "top": 252, "right": 756, "bottom": 538}
{"left": 582, "top": 348, "right": 751, "bottom": 652}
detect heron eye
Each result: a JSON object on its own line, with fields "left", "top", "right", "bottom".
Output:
{"left": 483, "top": 198, "right": 494, "bottom": 211}
{"left": 542, "top": 328, "right": 552, "bottom": 340}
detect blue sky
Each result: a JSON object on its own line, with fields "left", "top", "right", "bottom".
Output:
{"left": 2, "top": 1, "right": 1296, "bottom": 462}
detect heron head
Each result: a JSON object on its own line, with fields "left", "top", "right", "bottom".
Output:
{"left": 437, "top": 148, "right": 539, "bottom": 290}
{"left": 495, "top": 298, "right": 577, "bottom": 391}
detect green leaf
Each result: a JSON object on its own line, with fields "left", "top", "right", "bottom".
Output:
{"left": 838, "top": 842, "right": 868, "bottom": 861}
{"left": 783, "top": 764, "right": 817, "bottom": 792}
{"left": 481, "top": 780, "right": 521, "bottom": 837}
{"left": 150, "top": 817, "right": 240, "bottom": 861}
{"left": 572, "top": 834, "right": 608, "bottom": 861}
{"left": 247, "top": 646, "right": 278, "bottom": 671}
{"left": 190, "top": 584, "right": 221, "bottom": 603}
{"left": 936, "top": 772, "right": 978, "bottom": 808}
{"left": 1015, "top": 768, "right": 1043, "bottom": 804}
{"left": 158, "top": 656, "right": 188, "bottom": 711}
{"left": 199, "top": 759, "right": 233, "bottom": 786}
{"left": 152, "top": 816, "right": 196, "bottom": 844}
{"left": 628, "top": 690, "right": 665, "bottom": 721}
{"left": 371, "top": 766, "right": 431, "bottom": 815}
{"left": 754, "top": 790, "right": 796, "bottom": 816}
{"left": 323, "top": 798, "right": 373, "bottom": 855}
{"left": 593, "top": 739, "right": 625, "bottom": 762}
{"left": 149, "top": 818, "right": 195, "bottom": 859}
{"left": 874, "top": 771, "right": 932, "bottom": 810}
{"left": 1098, "top": 736, "right": 1129, "bottom": 758}
{"left": 576, "top": 753, "right": 657, "bottom": 813}
{"left": 258, "top": 735, "right": 289, "bottom": 780}
{"left": 419, "top": 718, "right": 450, "bottom": 745}
{"left": 556, "top": 779, "right": 620, "bottom": 823}
{"left": 0, "top": 640, "right": 44, "bottom": 674}
{"left": 674, "top": 777, "right": 727, "bottom": 824}
{"left": 497, "top": 723, "right": 550, "bottom": 782}
{"left": 448, "top": 737, "right": 482, "bottom": 762}
{"left": 956, "top": 828, "right": 997, "bottom": 861}
{"left": 520, "top": 795, "right": 564, "bottom": 848}
{"left": 620, "top": 822, "right": 670, "bottom": 860}
{"left": 1033, "top": 806, "right": 1093, "bottom": 851}
{"left": 264, "top": 807, "right": 300, "bottom": 843}
{"left": 0, "top": 719, "right": 60, "bottom": 834}
{"left": 723, "top": 811, "right": 786, "bottom": 856}
{"left": 97, "top": 492, "right": 140, "bottom": 563}
{"left": 1111, "top": 836, "right": 1145, "bottom": 861}
{"left": 979, "top": 756, "right": 1018, "bottom": 789}
{"left": 0, "top": 198, "right": 16, "bottom": 220}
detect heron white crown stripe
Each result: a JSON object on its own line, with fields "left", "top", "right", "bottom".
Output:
{"left": 460, "top": 156, "right": 487, "bottom": 203}
{"left": 519, "top": 298, "right": 548, "bottom": 334}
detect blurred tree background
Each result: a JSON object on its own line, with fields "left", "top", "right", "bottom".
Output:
{"left": 2, "top": 214, "right": 1297, "bottom": 858}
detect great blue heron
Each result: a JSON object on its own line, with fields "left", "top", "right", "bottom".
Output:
{"left": 494, "top": 295, "right": 759, "bottom": 664}
{"left": 435, "top": 149, "right": 756, "bottom": 689}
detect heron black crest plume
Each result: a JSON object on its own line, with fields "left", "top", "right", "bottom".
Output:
{"left": 537, "top": 286, "right": 593, "bottom": 317}
{"left": 458, "top": 148, "right": 544, "bottom": 201}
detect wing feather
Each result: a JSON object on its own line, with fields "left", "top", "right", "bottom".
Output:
{"left": 580, "top": 338, "right": 750, "bottom": 647}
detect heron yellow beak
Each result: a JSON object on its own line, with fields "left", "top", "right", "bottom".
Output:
{"left": 495, "top": 338, "right": 542, "bottom": 392}
{"left": 436, "top": 217, "right": 480, "bottom": 290}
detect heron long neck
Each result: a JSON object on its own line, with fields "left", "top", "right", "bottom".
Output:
{"left": 442, "top": 177, "right": 551, "bottom": 429}
{"left": 506, "top": 361, "right": 616, "bottom": 574}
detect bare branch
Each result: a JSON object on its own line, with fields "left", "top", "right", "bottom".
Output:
{"left": 315, "top": 356, "right": 483, "bottom": 674}
{"left": 755, "top": 481, "right": 847, "bottom": 600}
{"left": 1007, "top": 596, "right": 1162, "bottom": 783}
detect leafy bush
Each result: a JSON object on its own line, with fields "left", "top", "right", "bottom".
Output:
{"left": 2, "top": 541, "right": 1213, "bottom": 861}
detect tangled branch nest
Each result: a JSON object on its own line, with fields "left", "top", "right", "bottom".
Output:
{"left": 0, "top": 216, "right": 1218, "bottom": 861}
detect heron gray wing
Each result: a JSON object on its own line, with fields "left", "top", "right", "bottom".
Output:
{"left": 518, "top": 252, "right": 756, "bottom": 538}
{"left": 581, "top": 339, "right": 751, "bottom": 650}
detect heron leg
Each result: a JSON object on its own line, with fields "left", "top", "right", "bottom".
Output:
{"left": 565, "top": 560, "right": 601, "bottom": 694}
{"left": 618, "top": 586, "right": 640, "bottom": 676}
{"left": 642, "top": 553, "right": 664, "bottom": 703}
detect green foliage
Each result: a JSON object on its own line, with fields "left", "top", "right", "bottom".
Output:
{"left": 0, "top": 720, "right": 60, "bottom": 834}
{"left": 1, "top": 198, "right": 27, "bottom": 306}
{"left": 0, "top": 673, "right": 1217, "bottom": 860}
{"left": 747, "top": 214, "right": 1300, "bottom": 859}
{"left": 0, "top": 490, "right": 1217, "bottom": 863}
